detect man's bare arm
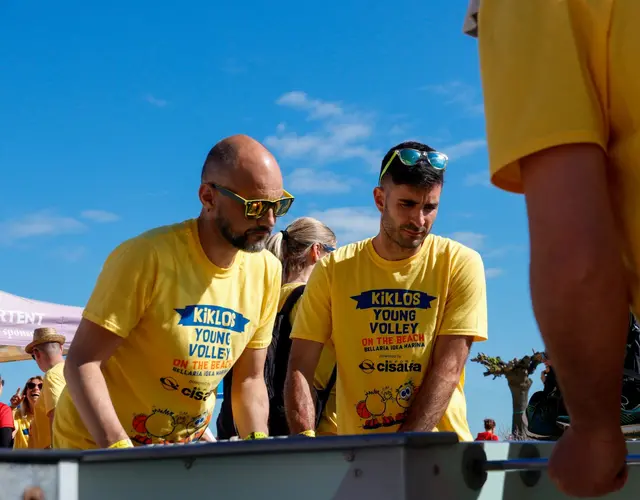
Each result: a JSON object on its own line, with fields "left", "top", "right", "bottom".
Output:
{"left": 64, "top": 318, "right": 128, "bottom": 448}
{"left": 284, "top": 339, "right": 324, "bottom": 434}
{"left": 400, "top": 335, "right": 472, "bottom": 432}
{"left": 231, "top": 347, "right": 269, "bottom": 438}
{"left": 521, "top": 143, "right": 628, "bottom": 431}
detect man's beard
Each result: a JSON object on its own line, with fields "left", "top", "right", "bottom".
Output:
{"left": 215, "top": 215, "right": 271, "bottom": 253}
{"left": 380, "top": 207, "right": 427, "bottom": 250}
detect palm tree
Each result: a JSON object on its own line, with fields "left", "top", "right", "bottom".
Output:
{"left": 471, "top": 351, "right": 545, "bottom": 436}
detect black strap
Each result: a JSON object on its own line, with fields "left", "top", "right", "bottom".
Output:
{"left": 280, "top": 284, "right": 306, "bottom": 321}
{"left": 315, "top": 365, "right": 337, "bottom": 428}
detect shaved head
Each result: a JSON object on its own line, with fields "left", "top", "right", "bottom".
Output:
{"left": 201, "top": 135, "right": 281, "bottom": 190}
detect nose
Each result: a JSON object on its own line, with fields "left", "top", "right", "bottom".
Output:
{"left": 260, "top": 208, "right": 277, "bottom": 228}
{"left": 409, "top": 208, "right": 427, "bottom": 229}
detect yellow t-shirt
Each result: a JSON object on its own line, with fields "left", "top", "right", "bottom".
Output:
{"left": 13, "top": 408, "right": 33, "bottom": 449}
{"left": 290, "top": 236, "right": 488, "bottom": 441}
{"left": 476, "top": 0, "right": 640, "bottom": 310}
{"left": 53, "top": 219, "right": 281, "bottom": 449}
{"left": 279, "top": 283, "right": 337, "bottom": 436}
{"left": 30, "top": 362, "right": 66, "bottom": 449}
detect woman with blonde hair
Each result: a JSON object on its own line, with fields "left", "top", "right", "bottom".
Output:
{"left": 10, "top": 376, "right": 43, "bottom": 449}
{"left": 216, "top": 217, "right": 338, "bottom": 438}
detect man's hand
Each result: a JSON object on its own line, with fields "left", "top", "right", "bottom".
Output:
{"left": 521, "top": 143, "right": 629, "bottom": 496}
{"left": 400, "top": 335, "right": 471, "bottom": 432}
{"left": 231, "top": 347, "right": 269, "bottom": 438}
{"left": 549, "top": 425, "right": 627, "bottom": 497}
{"left": 285, "top": 339, "right": 324, "bottom": 434}
{"left": 10, "top": 388, "right": 23, "bottom": 409}
{"left": 64, "top": 318, "right": 129, "bottom": 448}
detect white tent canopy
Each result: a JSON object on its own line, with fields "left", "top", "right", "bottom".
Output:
{"left": 0, "top": 290, "right": 81, "bottom": 362}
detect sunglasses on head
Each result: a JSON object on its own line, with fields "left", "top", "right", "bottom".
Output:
{"left": 209, "top": 184, "right": 295, "bottom": 219}
{"left": 27, "top": 382, "right": 42, "bottom": 390}
{"left": 379, "top": 148, "right": 448, "bottom": 183}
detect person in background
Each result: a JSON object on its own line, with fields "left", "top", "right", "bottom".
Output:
{"left": 26, "top": 328, "right": 66, "bottom": 449}
{"left": 475, "top": 418, "right": 499, "bottom": 441}
{"left": 217, "top": 217, "right": 338, "bottom": 438}
{"left": 0, "top": 375, "right": 14, "bottom": 447}
{"left": 53, "top": 135, "right": 290, "bottom": 449}
{"left": 464, "top": 0, "right": 637, "bottom": 495}
{"left": 268, "top": 218, "right": 338, "bottom": 436}
{"left": 218, "top": 217, "right": 339, "bottom": 438}
{"left": 10, "top": 376, "right": 43, "bottom": 449}
{"left": 285, "top": 141, "right": 488, "bottom": 441}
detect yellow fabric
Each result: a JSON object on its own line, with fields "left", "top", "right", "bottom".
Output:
{"left": 12, "top": 408, "right": 33, "bottom": 449}
{"left": 279, "top": 282, "right": 337, "bottom": 436}
{"left": 478, "top": 0, "right": 612, "bottom": 194}
{"left": 53, "top": 219, "right": 281, "bottom": 449}
{"left": 291, "top": 237, "right": 487, "bottom": 441}
{"left": 478, "top": 0, "right": 640, "bottom": 314}
{"left": 107, "top": 439, "right": 133, "bottom": 449}
{"left": 30, "top": 362, "right": 65, "bottom": 449}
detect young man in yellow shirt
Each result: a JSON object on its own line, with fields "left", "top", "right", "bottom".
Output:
{"left": 465, "top": 0, "right": 635, "bottom": 496}
{"left": 285, "top": 142, "right": 488, "bottom": 441}
{"left": 53, "top": 135, "right": 293, "bottom": 448}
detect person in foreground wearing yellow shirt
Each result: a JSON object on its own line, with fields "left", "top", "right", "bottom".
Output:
{"left": 53, "top": 135, "right": 292, "bottom": 449}
{"left": 285, "top": 141, "right": 488, "bottom": 441}
{"left": 464, "top": 0, "right": 634, "bottom": 496}
{"left": 11, "top": 376, "right": 43, "bottom": 449}
{"left": 26, "top": 328, "right": 66, "bottom": 449}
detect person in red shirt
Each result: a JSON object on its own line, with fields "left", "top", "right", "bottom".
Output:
{"left": 0, "top": 375, "right": 15, "bottom": 447}
{"left": 475, "top": 418, "right": 499, "bottom": 441}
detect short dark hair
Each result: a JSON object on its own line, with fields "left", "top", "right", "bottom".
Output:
{"left": 201, "top": 141, "right": 238, "bottom": 181}
{"left": 484, "top": 418, "right": 496, "bottom": 430}
{"left": 379, "top": 141, "right": 445, "bottom": 188}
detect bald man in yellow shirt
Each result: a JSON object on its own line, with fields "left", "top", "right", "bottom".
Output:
{"left": 464, "top": 0, "right": 640, "bottom": 496}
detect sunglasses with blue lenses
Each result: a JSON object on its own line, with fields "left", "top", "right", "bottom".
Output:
{"left": 379, "top": 148, "right": 448, "bottom": 183}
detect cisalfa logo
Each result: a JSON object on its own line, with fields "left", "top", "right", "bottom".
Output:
{"left": 358, "top": 360, "right": 375, "bottom": 374}
{"left": 160, "top": 377, "right": 180, "bottom": 391}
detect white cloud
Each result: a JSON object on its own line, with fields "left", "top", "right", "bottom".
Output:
{"left": 287, "top": 168, "right": 354, "bottom": 194}
{"left": 80, "top": 210, "right": 120, "bottom": 223}
{"left": 0, "top": 211, "right": 86, "bottom": 244}
{"left": 144, "top": 94, "right": 168, "bottom": 108}
{"left": 307, "top": 207, "right": 380, "bottom": 244}
{"left": 442, "top": 139, "right": 487, "bottom": 161}
{"left": 276, "top": 91, "right": 343, "bottom": 120}
{"left": 485, "top": 267, "right": 504, "bottom": 278}
{"left": 424, "top": 81, "right": 484, "bottom": 115}
{"left": 449, "top": 231, "right": 486, "bottom": 250}
{"left": 266, "top": 91, "right": 381, "bottom": 169}
{"left": 464, "top": 171, "right": 491, "bottom": 187}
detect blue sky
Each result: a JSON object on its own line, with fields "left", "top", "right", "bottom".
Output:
{"left": 0, "top": 0, "right": 546, "bottom": 438}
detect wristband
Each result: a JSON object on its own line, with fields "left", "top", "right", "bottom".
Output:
{"left": 244, "top": 432, "right": 268, "bottom": 440}
{"left": 299, "top": 430, "right": 316, "bottom": 438}
{"left": 107, "top": 439, "right": 134, "bottom": 449}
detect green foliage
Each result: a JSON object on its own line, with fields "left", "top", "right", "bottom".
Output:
{"left": 471, "top": 350, "right": 545, "bottom": 379}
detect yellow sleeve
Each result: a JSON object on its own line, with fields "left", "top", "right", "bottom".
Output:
{"left": 478, "top": 0, "right": 610, "bottom": 193}
{"left": 438, "top": 248, "right": 488, "bottom": 342}
{"left": 82, "top": 237, "right": 159, "bottom": 338}
{"left": 43, "top": 368, "right": 66, "bottom": 415}
{"left": 290, "top": 259, "right": 332, "bottom": 344}
{"left": 247, "top": 259, "right": 282, "bottom": 349}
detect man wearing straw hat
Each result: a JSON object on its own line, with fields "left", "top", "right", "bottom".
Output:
{"left": 25, "top": 327, "right": 66, "bottom": 449}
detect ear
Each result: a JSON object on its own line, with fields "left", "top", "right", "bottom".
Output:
{"left": 309, "top": 243, "right": 321, "bottom": 264}
{"left": 373, "top": 186, "right": 385, "bottom": 214}
{"left": 199, "top": 183, "right": 215, "bottom": 210}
